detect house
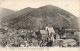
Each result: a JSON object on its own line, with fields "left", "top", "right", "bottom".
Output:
{"left": 45, "top": 26, "right": 55, "bottom": 34}
{"left": 62, "top": 39, "right": 77, "bottom": 47}
{"left": 39, "top": 30, "right": 49, "bottom": 40}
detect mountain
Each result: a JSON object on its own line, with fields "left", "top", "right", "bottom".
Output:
{"left": 1, "top": 7, "right": 36, "bottom": 23}
{"left": 0, "top": 8, "right": 15, "bottom": 23}
{"left": 3, "top": 5, "right": 79, "bottom": 30}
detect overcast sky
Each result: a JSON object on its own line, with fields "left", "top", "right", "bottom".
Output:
{"left": 0, "top": 0, "right": 80, "bottom": 17}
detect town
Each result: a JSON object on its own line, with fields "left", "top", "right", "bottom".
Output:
{"left": 0, "top": 24, "right": 80, "bottom": 47}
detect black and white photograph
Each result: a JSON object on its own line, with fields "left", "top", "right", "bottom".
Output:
{"left": 0, "top": 0, "right": 80, "bottom": 48}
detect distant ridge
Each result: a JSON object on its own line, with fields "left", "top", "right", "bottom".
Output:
{"left": 0, "top": 8, "right": 15, "bottom": 22}
{"left": 1, "top": 7, "right": 36, "bottom": 23}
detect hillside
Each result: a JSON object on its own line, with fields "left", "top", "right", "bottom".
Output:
{"left": 0, "top": 8, "right": 15, "bottom": 23}
{"left": 2, "top": 5, "right": 79, "bottom": 30}
{"left": 1, "top": 7, "right": 36, "bottom": 23}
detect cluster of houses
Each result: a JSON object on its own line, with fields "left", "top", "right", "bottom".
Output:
{"left": 0, "top": 25, "right": 80, "bottom": 47}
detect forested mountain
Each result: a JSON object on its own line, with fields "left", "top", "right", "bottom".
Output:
{"left": 1, "top": 5, "right": 79, "bottom": 30}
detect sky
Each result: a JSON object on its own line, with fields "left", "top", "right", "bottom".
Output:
{"left": 0, "top": 0, "right": 80, "bottom": 17}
